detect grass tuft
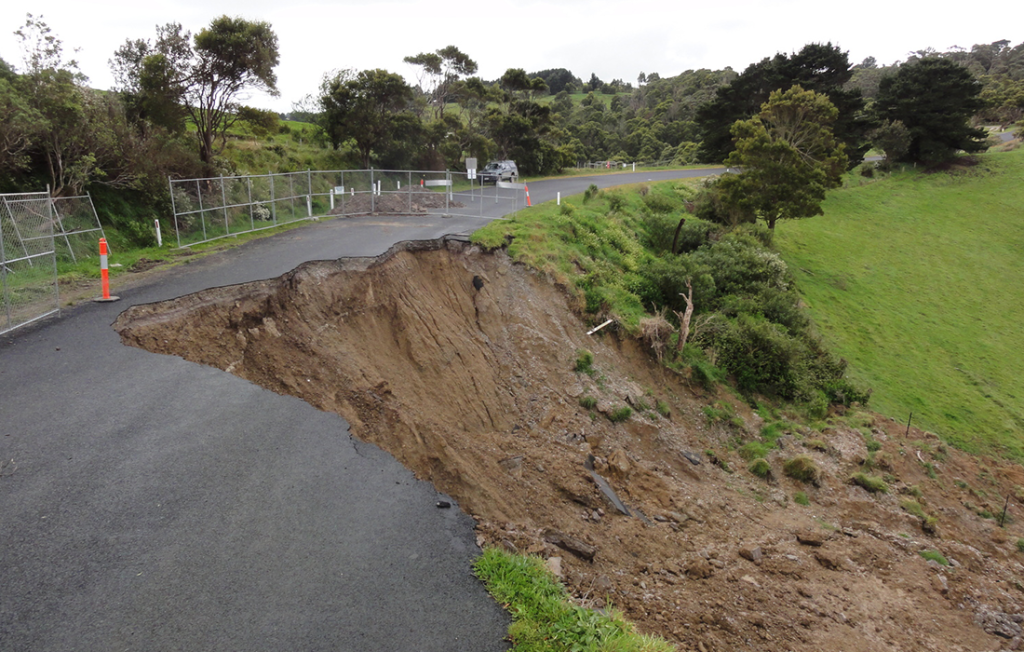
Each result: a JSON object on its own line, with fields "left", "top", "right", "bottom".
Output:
{"left": 474, "top": 548, "right": 675, "bottom": 652}
{"left": 608, "top": 407, "right": 633, "bottom": 423}
{"left": 748, "top": 458, "right": 772, "bottom": 479}
{"left": 850, "top": 472, "right": 889, "bottom": 493}
{"left": 783, "top": 455, "right": 821, "bottom": 485}
{"left": 575, "top": 350, "right": 595, "bottom": 374}
{"left": 919, "top": 549, "right": 949, "bottom": 566}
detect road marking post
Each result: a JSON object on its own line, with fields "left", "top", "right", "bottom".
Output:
{"left": 93, "top": 238, "right": 119, "bottom": 302}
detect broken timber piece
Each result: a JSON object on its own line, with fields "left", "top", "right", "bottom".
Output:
{"left": 681, "top": 450, "right": 702, "bottom": 465}
{"left": 584, "top": 455, "right": 631, "bottom": 516}
{"left": 542, "top": 529, "right": 597, "bottom": 562}
{"left": 586, "top": 319, "right": 614, "bottom": 336}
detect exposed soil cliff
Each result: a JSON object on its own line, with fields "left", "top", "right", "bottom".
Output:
{"left": 115, "top": 239, "right": 1024, "bottom": 652}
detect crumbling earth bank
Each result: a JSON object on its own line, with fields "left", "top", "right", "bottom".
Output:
{"left": 116, "top": 239, "right": 1024, "bottom": 652}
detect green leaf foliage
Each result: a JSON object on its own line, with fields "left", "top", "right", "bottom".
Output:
{"left": 718, "top": 85, "right": 848, "bottom": 231}
{"left": 873, "top": 58, "right": 988, "bottom": 163}
{"left": 696, "top": 42, "right": 868, "bottom": 164}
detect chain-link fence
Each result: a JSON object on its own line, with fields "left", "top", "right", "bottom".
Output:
{"left": 1, "top": 192, "right": 59, "bottom": 335}
{"left": 169, "top": 169, "right": 526, "bottom": 248}
{"left": 51, "top": 194, "right": 106, "bottom": 263}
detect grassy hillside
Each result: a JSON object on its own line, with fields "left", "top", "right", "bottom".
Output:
{"left": 775, "top": 149, "right": 1024, "bottom": 459}
{"left": 534, "top": 91, "right": 629, "bottom": 108}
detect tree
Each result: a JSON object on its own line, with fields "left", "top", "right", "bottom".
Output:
{"left": 979, "top": 76, "right": 1024, "bottom": 129}
{"left": 696, "top": 43, "right": 867, "bottom": 165}
{"left": 873, "top": 58, "right": 987, "bottom": 162}
{"left": 869, "top": 119, "right": 911, "bottom": 167}
{"left": 403, "top": 45, "right": 477, "bottom": 118}
{"left": 529, "top": 68, "right": 580, "bottom": 95}
{"left": 718, "top": 86, "right": 848, "bottom": 231}
{"left": 236, "top": 105, "right": 280, "bottom": 141}
{"left": 0, "top": 58, "right": 42, "bottom": 180}
{"left": 11, "top": 14, "right": 102, "bottom": 195}
{"left": 112, "top": 16, "right": 280, "bottom": 168}
{"left": 110, "top": 23, "right": 192, "bottom": 133}
{"left": 481, "top": 69, "right": 557, "bottom": 174}
{"left": 317, "top": 68, "right": 418, "bottom": 168}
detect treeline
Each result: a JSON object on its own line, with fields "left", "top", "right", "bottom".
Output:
{"left": 295, "top": 38, "right": 1023, "bottom": 176}
{"left": 1, "top": 11, "right": 1022, "bottom": 244}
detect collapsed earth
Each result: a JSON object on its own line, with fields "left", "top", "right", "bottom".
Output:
{"left": 115, "top": 238, "right": 1024, "bottom": 652}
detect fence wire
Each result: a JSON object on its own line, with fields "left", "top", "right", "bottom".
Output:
{"left": 1, "top": 192, "right": 59, "bottom": 335}
{"left": 169, "top": 169, "right": 525, "bottom": 247}
{"left": 52, "top": 194, "right": 106, "bottom": 263}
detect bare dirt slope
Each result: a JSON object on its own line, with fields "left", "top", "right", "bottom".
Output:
{"left": 116, "top": 239, "right": 1024, "bottom": 652}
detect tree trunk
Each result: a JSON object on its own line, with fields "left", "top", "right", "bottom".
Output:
{"left": 675, "top": 279, "right": 694, "bottom": 353}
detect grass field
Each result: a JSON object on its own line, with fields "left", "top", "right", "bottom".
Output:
{"left": 774, "top": 149, "right": 1024, "bottom": 459}
{"left": 534, "top": 91, "right": 630, "bottom": 108}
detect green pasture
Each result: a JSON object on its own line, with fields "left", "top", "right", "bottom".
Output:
{"left": 775, "top": 149, "right": 1024, "bottom": 459}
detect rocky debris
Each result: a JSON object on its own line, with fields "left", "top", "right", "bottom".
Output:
{"left": 542, "top": 529, "right": 597, "bottom": 562}
{"left": 738, "top": 545, "right": 763, "bottom": 564}
{"left": 327, "top": 192, "right": 464, "bottom": 216}
{"left": 974, "top": 606, "right": 1024, "bottom": 639}
{"left": 593, "top": 574, "right": 614, "bottom": 593}
{"left": 685, "top": 557, "right": 715, "bottom": 579}
{"left": 606, "top": 449, "right": 632, "bottom": 478}
{"left": 498, "top": 455, "right": 524, "bottom": 477}
{"left": 546, "top": 556, "right": 563, "bottom": 578}
{"left": 812, "top": 549, "right": 847, "bottom": 571}
{"left": 796, "top": 530, "right": 828, "bottom": 547}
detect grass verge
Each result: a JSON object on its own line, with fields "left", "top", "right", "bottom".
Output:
{"left": 474, "top": 548, "right": 674, "bottom": 652}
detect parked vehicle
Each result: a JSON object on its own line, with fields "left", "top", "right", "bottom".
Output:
{"left": 478, "top": 160, "right": 518, "bottom": 184}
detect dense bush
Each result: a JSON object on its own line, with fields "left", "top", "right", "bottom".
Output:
{"left": 474, "top": 179, "right": 869, "bottom": 413}
{"left": 633, "top": 227, "right": 862, "bottom": 404}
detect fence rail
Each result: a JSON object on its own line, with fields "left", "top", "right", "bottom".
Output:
{"left": 168, "top": 168, "right": 526, "bottom": 248}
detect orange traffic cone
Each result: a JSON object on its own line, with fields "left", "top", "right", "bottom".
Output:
{"left": 525, "top": 184, "right": 532, "bottom": 207}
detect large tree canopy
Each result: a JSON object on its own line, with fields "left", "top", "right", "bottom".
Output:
{"left": 317, "top": 68, "right": 418, "bottom": 168}
{"left": 696, "top": 43, "right": 867, "bottom": 165}
{"left": 403, "top": 45, "right": 477, "bottom": 118}
{"left": 717, "top": 85, "right": 848, "bottom": 231}
{"left": 112, "top": 16, "right": 280, "bottom": 168}
{"left": 873, "top": 58, "right": 988, "bottom": 163}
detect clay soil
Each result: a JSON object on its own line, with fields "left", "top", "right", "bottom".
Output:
{"left": 116, "top": 239, "right": 1024, "bottom": 652}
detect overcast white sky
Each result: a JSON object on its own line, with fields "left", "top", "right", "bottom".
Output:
{"left": 1, "top": 1, "right": 1018, "bottom": 113}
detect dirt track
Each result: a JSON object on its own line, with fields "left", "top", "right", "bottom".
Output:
{"left": 116, "top": 239, "right": 1024, "bottom": 651}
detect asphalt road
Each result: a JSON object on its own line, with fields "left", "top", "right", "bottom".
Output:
{"left": 0, "top": 167, "right": 721, "bottom": 651}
